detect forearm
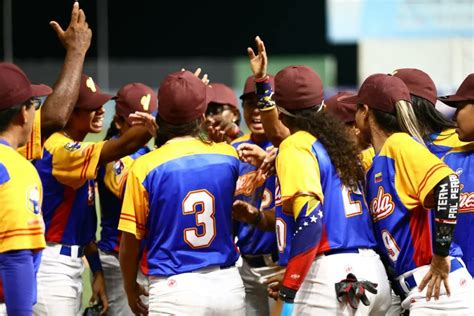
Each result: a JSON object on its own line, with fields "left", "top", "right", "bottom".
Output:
{"left": 119, "top": 232, "right": 141, "bottom": 292}
{"left": 256, "top": 209, "right": 276, "bottom": 232}
{"left": 41, "top": 49, "right": 86, "bottom": 137}
{"left": 255, "top": 78, "right": 290, "bottom": 147}
{"left": 433, "top": 174, "right": 460, "bottom": 256}
{"left": 99, "top": 126, "right": 151, "bottom": 165}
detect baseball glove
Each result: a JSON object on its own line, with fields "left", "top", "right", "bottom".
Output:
{"left": 335, "top": 273, "right": 378, "bottom": 309}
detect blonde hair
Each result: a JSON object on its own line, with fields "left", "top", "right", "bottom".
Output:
{"left": 395, "top": 100, "right": 426, "bottom": 146}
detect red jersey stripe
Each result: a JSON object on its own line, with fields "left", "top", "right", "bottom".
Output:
{"left": 45, "top": 186, "right": 76, "bottom": 243}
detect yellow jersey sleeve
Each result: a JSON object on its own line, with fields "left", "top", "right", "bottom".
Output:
{"left": 0, "top": 145, "right": 45, "bottom": 253}
{"left": 389, "top": 134, "right": 454, "bottom": 209}
{"left": 104, "top": 156, "right": 134, "bottom": 199}
{"left": 17, "top": 109, "right": 42, "bottom": 160}
{"left": 118, "top": 161, "right": 149, "bottom": 240}
{"left": 276, "top": 132, "right": 324, "bottom": 207}
{"left": 48, "top": 136, "right": 105, "bottom": 189}
{"left": 361, "top": 147, "right": 375, "bottom": 173}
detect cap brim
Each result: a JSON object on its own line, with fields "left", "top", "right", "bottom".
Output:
{"left": 437, "top": 95, "right": 467, "bottom": 107}
{"left": 339, "top": 94, "right": 361, "bottom": 104}
{"left": 86, "top": 93, "right": 114, "bottom": 110}
{"left": 30, "top": 84, "right": 53, "bottom": 97}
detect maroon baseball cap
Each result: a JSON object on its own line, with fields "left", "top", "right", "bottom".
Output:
{"left": 392, "top": 68, "right": 437, "bottom": 105}
{"left": 76, "top": 74, "right": 113, "bottom": 110}
{"left": 343, "top": 74, "right": 411, "bottom": 113}
{"left": 208, "top": 83, "right": 238, "bottom": 108}
{"left": 274, "top": 65, "right": 324, "bottom": 110}
{"left": 325, "top": 92, "right": 357, "bottom": 123}
{"left": 240, "top": 74, "right": 275, "bottom": 100}
{"left": 438, "top": 73, "right": 474, "bottom": 107}
{"left": 114, "top": 83, "right": 158, "bottom": 124}
{"left": 158, "top": 70, "right": 208, "bottom": 124}
{"left": 0, "top": 63, "right": 52, "bottom": 110}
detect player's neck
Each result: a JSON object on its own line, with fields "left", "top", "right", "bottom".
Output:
{"left": 371, "top": 128, "right": 390, "bottom": 153}
{"left": 0, "top": 128, "right": 23, "bottom": 150}
{"left": 62, "top": 127, "right": 87, "bottom": 142}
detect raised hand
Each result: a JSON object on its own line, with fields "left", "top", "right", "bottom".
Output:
{"left": 181, "top": 68, "right": 210, "bottom": 85}
{"left": 129, "top": 111, "right": 158, "bottom": 137}
{"left": 247, "top": 36, "right": 268, "bottom": 80}
{"left": 49, "top": 2, "right": 92, "bottom": 55}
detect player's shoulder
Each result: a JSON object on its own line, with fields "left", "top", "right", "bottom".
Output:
{"left": 0, "top": 145, "right": 37, "bottom": 183}
{"left": 279, "top": 131, "right": 316, "bottom": 152}
{"left": 443, "top": 142, "right": 474, "bottom": 159}
{"left": 231, "top": 133, "right": 252, "bottom": 148}
{"left": 44, "top": 132, "right": 80, "bottom": 152}
{"left": 382, "top": 133, "right": 425, "bottom": 156}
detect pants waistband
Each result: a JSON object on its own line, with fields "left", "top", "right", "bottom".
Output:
{"left": 149, "top": 265, "right": 235, "bottom": 281}
{"left": 46, "top": 243, "right": 85, "bottom": 258}
{"left": 396, "top": 258, "right": 464, "bottom": 295}
{"left": 321, "top": 248, "right": 372, "bottom": 256}
{"left": 242, "top": 253, "right": 278, "bottom": 268}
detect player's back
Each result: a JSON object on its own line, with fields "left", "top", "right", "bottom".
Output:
{"left": 125, "top": 138, "right": 240, "bottom": 276}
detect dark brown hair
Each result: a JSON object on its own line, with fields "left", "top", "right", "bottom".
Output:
{"left": 155, "top": 114, "right": 210, "bottom": 147}
{"left": 282, "top": 108, "right": 365, "bottom": 188}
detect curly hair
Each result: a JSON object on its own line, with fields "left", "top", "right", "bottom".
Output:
{"left": 282, "top": 108, "right": 365, "bottom": 188}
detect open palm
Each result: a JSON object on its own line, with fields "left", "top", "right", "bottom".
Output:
{"left": 247, "top": 36, "right": 268, "bottom": 80}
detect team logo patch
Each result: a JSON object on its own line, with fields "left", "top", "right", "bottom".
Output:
{"left": 140, "top": 93, "right": 151, "bottom": 111}
{"left": 64, "top": 142, "right": 81, "bottom": 152}
{"left": 86, "top": 77, "right": 97, "bottom": 92}
{"left": 370, "top": 186, "right": 395, "bottom": 222}
{"left": 26, "top": 185, "right": 40, "bottom": 215}
{"left": 167, "top": 279, "right": 177, "bottom": 287}
{"left": 459, "top": 192, "right": 474, "bottom": 213}
{"left": 113, "top": 160, "right": 125, "bottom": 176}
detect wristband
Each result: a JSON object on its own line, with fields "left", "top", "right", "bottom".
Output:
{"left": 255, "top": 78, "right": 276, "bottom": 110}
{"left": 279, "top": 286, "right": 297, "bottom": 303}
{"left": 86, "top": 252, "right": 103, "bottom": 273}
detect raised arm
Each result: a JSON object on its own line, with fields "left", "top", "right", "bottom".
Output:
{"left": 99, "top": 126, "right": 152, "bottom": 166}
{"left": 247, "top": 36, "right": 290, "bottom": 147}
{"left": 41, "top": 2, "right": 92, "bottom": 138}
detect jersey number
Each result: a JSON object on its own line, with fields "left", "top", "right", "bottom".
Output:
{"left": 182, "top": 190, "right": 217, "bottom": 249}
{"left": 275, "top": 218, "right": 287, "bottom": 253}
{"left": 382, "top": 230, "right": 400, "bottom": 262}
{"left": 342, "top": 186, "right": 363, "bottom": 217}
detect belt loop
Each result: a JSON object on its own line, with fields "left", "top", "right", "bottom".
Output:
{"left": 399, "top": 277, "right": 410, "bottom": 294}
{"left": 71, "top": 246, "right": 78, "bottom": 259}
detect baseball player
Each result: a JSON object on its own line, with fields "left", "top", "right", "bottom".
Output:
{"left": 231, "top": 74, "right": 280, "bottom": 316}
{"left": 32, "top": 74, "right": 153, "bottom": 315}
{"left": 345, "top": 73, "right": 473, "bottom": 313}
{"left": 17, "top": 2, "right": 92, "bottom": 161}
{"left": 118, "top": 70, "right": 245, "bottom": 315}
{"left": 97, "top": 83, "right": 158, "bottom": 315}
{"left": 0, "top": 63, "right": 52, "bottom": 316}
{"left": 392, "top": 68, "right": 467, "bottom": 158}
{"left": 439, "top": 73, "right": 474, "bottom": 278}
{"left": 247, "top": 37, "right": 391, "bottom": 315}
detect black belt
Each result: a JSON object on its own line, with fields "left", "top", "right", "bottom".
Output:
{"left": 242, "top": 253, "right": 279, "bottom": 268}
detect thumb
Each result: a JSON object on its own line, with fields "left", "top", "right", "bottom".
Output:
{"left": 140, "top": 285, "right": 149, "bottom": 297}
{"left": 89, "top": 292, "right": 98, "bottom": 305}
{"left": 49, "top": 21, "right": 64, "bottom": 36}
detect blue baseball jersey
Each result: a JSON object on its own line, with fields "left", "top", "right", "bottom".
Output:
{"left": 232, "top": 134, "right": 278, "bottom": 256}
{"left": 34, "top": 133, "right": 104, "bottom": 246}
{"left": 443, "top": 143, "right": 474, "bottom": 276}
{"left": 118, "top": 138, "right": 240, "bottom": 276}
{"left": 366, "top": 133, "right": 460, "bottom": 277}
{"left": 97, "top": 146, "right": 150, "bottom": 253}
{"left": 274, "top": 176, "right": 294, "bottom": 266}
{"left": 427, "top": 129, "right": 467, "bottom": 159}
{"left": 277, "top": 131, "right": 376, "bottom": 290}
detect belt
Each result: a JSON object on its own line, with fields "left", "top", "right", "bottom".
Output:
{"left": 323, "top": 248, "right": 361, "bottom": 256}
{"left": 397, "top": 258, "right": 463, "bottom": 294}
{"left": 242, "top": 253, "right": 278, "bottom": 268}
{"left": 59, "top": 245, "right": 85, "bottom": 258}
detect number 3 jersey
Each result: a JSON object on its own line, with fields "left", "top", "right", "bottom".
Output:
{"left": 366, "top": 133, "right": 460, "bottom": 277}
{"left": 118, "top": 138, "right": 240, "bottom": 276}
